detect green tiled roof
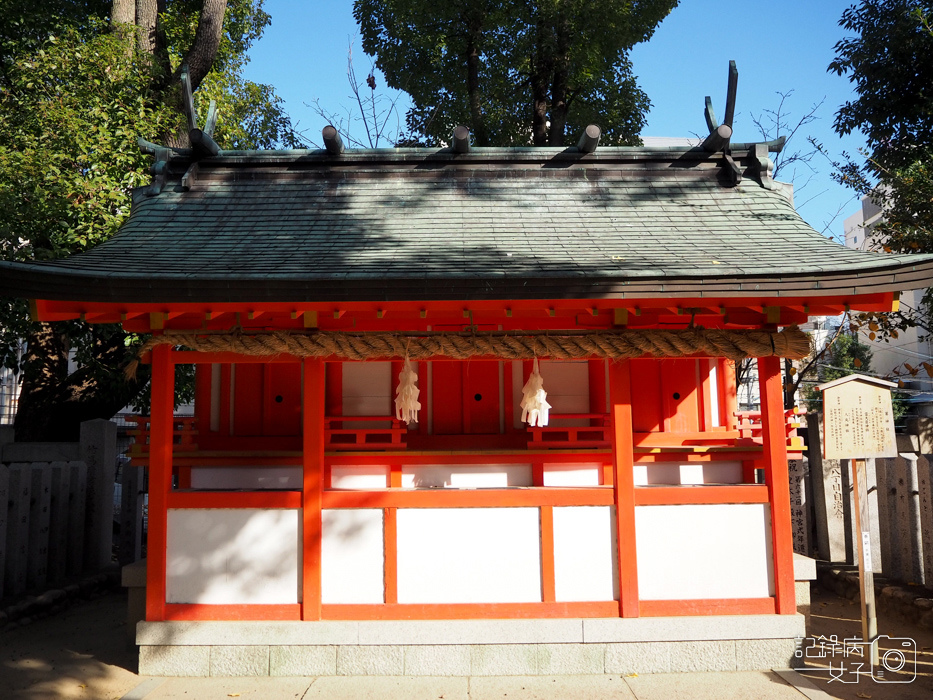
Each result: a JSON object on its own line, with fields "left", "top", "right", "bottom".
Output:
{"left": 2, "top": 146, "right": 931, "bottom": 303}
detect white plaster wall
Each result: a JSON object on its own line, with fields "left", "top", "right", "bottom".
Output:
{"left": 635, "top": 503, "right": 774, "bottom": 600}
{"left": 539, "top": 361, "right": 590, "bottom": 416}
{"left": 321, "top": 509, "right": 384, "bottom": 604}
{"left": 331, "top": 465, "right": 389, "bottom": 489}
{"left": 396, "top": 508, "right": 541, "bottom": 603}
{"left": 401, "top": 464, "right": 533, "bottom": 489}
{"left": 543, "top": 463, "right": 601, "bottom": 486}
{"left": 701, "top": 461, "right": 743, "bottom": 484}
{"left": 553, "top": 506, "right": 617, "bottom": 601}
{"left": 343, "top": 362, "right": 392, "bottom": 416}
{"left": 190, "top": 466, "right": 302, "bottom": 490}
{"left": 166, "top": 508, "right": 301, "bottom": 604}
{"left": 632, "top": 461, "right": 742, "bottom": 486}
{"left": 708, "top": 360, "right": 721, "bottom": 427}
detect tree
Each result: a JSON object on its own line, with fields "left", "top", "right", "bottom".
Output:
{"left": 0, "top": 2, "right": 297, "bottom": 441}
{"left": 307, "top": 42, "right": 407, "bottom": 149}
{"left": 800, "top": 328, "right": 873, "bottom": 413}
{"left": 800, "top": 327, "right": 910, "bottom": 420}
{"left": 354, "top": 0, "right": 679, "bottom": 147}
{"left": 826, "top": 1, "right": 933, "bottom": 347}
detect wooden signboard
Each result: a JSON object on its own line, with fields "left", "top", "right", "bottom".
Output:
{"left": 817, "top": 374, "right": 898, "bottom": 666}
{"left": 819, "top": 375, "right": 897, "bottom": 460}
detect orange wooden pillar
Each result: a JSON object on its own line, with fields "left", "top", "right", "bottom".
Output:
{"left": 609, "top": 360, "right": 639, "bottom": 617}
{"left": 146, "top": 344, "right": 174, "bottom": 621}
{"left": 758, "top": 356, "right": 796, "bottom": 614}
{"left": 302, "top": 358, "right": 326, "bottom": 620}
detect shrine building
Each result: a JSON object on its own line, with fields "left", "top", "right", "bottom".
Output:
{"left": 3, "top": 122, "right": 933, "bottom": 677}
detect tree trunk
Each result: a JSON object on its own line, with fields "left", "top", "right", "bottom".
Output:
{"left": 546, "top": 11, "right": 570, "bottom": 147}
{"left": 464, "top": 25, "right": 489, "bottom": 147}
{"left": 530, "top": 16, "right": 552, "bottom": 146}
{"left": 11, "top": 1, "right": 228, "bottom": 441}
{"left": 183, "top": 0, "right": 228, "bottom": 90}
{"left": 134, "top": 0, "right": 160, "bottom": 58}
{"left": 14, "top": 324, "right": 150, "bottom": 442}
{"left": 112, "top": 0, "right": 136, "bottom": 55}
{"left": 112, "top": 0, "right": 135, "bottom": 27}
{"left": 161, "top": 0, "right": 228, "bottom": 147}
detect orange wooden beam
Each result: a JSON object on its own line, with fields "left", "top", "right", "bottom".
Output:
{"left": 539, "top": 505, "right": 556, "bottom": 603}
{"left": 167, "top": 491, "right": 302, "bottom": 509}
{"left": 322, "top": 488, "right": 613, "bottom": 509}
{"left": 145, "top": 344, "right": 174, "bottom": 622}
{"left": 384, "top": 508, "right": 398, "bottom": 605}
{"left": 321, "top": 601, "right": 618, "bottom": 620}
{"left": 758, "top": 355, "right": 796, "bottom": 615}
{"left": 633, "top": 485, "right": 768, "bottom": 506}
{"left": 639, "top": 597, "right": 775, "bottom": 617}
{"left": 301, "top": 358, "right": 325, "bottom": 621}
{"left": 609, "top": 360, "right": 639, "bottom": 618}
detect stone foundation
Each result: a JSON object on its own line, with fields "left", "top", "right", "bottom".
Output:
{"left": 137, "top": 615, "right": 805, "bottom": 677}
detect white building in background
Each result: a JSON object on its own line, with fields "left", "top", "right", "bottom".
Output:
{"left": 844, "top": 195, "right": 933, "bottom": 415}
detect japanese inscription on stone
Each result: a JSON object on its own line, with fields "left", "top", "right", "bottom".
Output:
{"left": 821, "top": 378, "right": 897, "bottom": 460}
{"left": 788, "top": 458, "right": 810, "bottom": 555}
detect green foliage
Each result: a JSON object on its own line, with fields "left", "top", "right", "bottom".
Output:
{"left": 828, "top": 0, "right": 933, "bottom": 251}
{"left": 826, "top": 1, "right": 933, "bottom": 346}
{"left": 830, "top": 0, "right": 933, "bottom": 171}
{"left": 0, "top": 22, "right": 179, "bottom": 264}
{"left": 801, "top": 331, "right": 874, "bottom": 412}
{"left": 801, "top": 331, "right": 909, "bottom": 421}
{"left": 0, "top": 2, "right": 297, "bottom": 425}
{"left": 163, "top": 0, "right": 301, "bottom": 149}
{"left": 354, "top": 0, "right": 678, "bottom": 147}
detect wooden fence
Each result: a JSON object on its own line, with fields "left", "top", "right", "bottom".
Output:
{"left": 0, "top": 419, "right": 146, "bottom": 601}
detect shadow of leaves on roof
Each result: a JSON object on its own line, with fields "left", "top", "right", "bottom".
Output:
{"left": 50, "top": 164, "right": 854, "bottom": 282}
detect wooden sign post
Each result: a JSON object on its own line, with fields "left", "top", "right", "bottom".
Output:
{"left": 818, "top": 374, "right": 898, "bottom": 667}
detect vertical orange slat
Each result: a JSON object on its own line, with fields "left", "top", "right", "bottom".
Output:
{"left": 532, "top": 462, "right": 544, "bottom": 486}
{"left": 302, "top": 358, "right": 325, "bottom": 620}
{"left": 758, "top": 356, "right": 795, "bottom": 614}
{"left": 630, "top": 358, "right": 661, "bottom": 433}
{"left": 609, "top": 361, "right": 639, "bottom": 617}
{"left": 539, "top": 505, "right": 556, "bottom": 603}
{"left": 219, "top": 363, "right": 232, "bottom": 436}
{"left": 384, "top": 508, "right": 398, "bottom": 604}
{"left": 503, "top": 361, "right": 516, "bottom": 433}
{"left": 146, "top": 344, "right": 174, "bottom": 621}
{"left": 389, "top": 463, "right": 402, "bottom": 488}
{"left": 588, "top": 359, "right": 608, "bottom": 416}
{"left": 261, "top": 363, "right": 274, "bottom": 435}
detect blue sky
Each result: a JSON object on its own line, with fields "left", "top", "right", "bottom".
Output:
{"left": 242, "top": 0, "right": 867, "bottom": 240}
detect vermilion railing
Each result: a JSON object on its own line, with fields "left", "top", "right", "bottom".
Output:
{"left": 125, "top": 408, "right": 805, "bottom": 455}
{"left": 526, "top": 413, "right": 611, "bottom": 449}
{"left": 126, "top": 415, "right": 197, "bottom": 456}
{"left": 324, "top": 416, "right": 407, "bottom": 450}
{"left": 735, "top": 407, "right": 806, "bottom": 452}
